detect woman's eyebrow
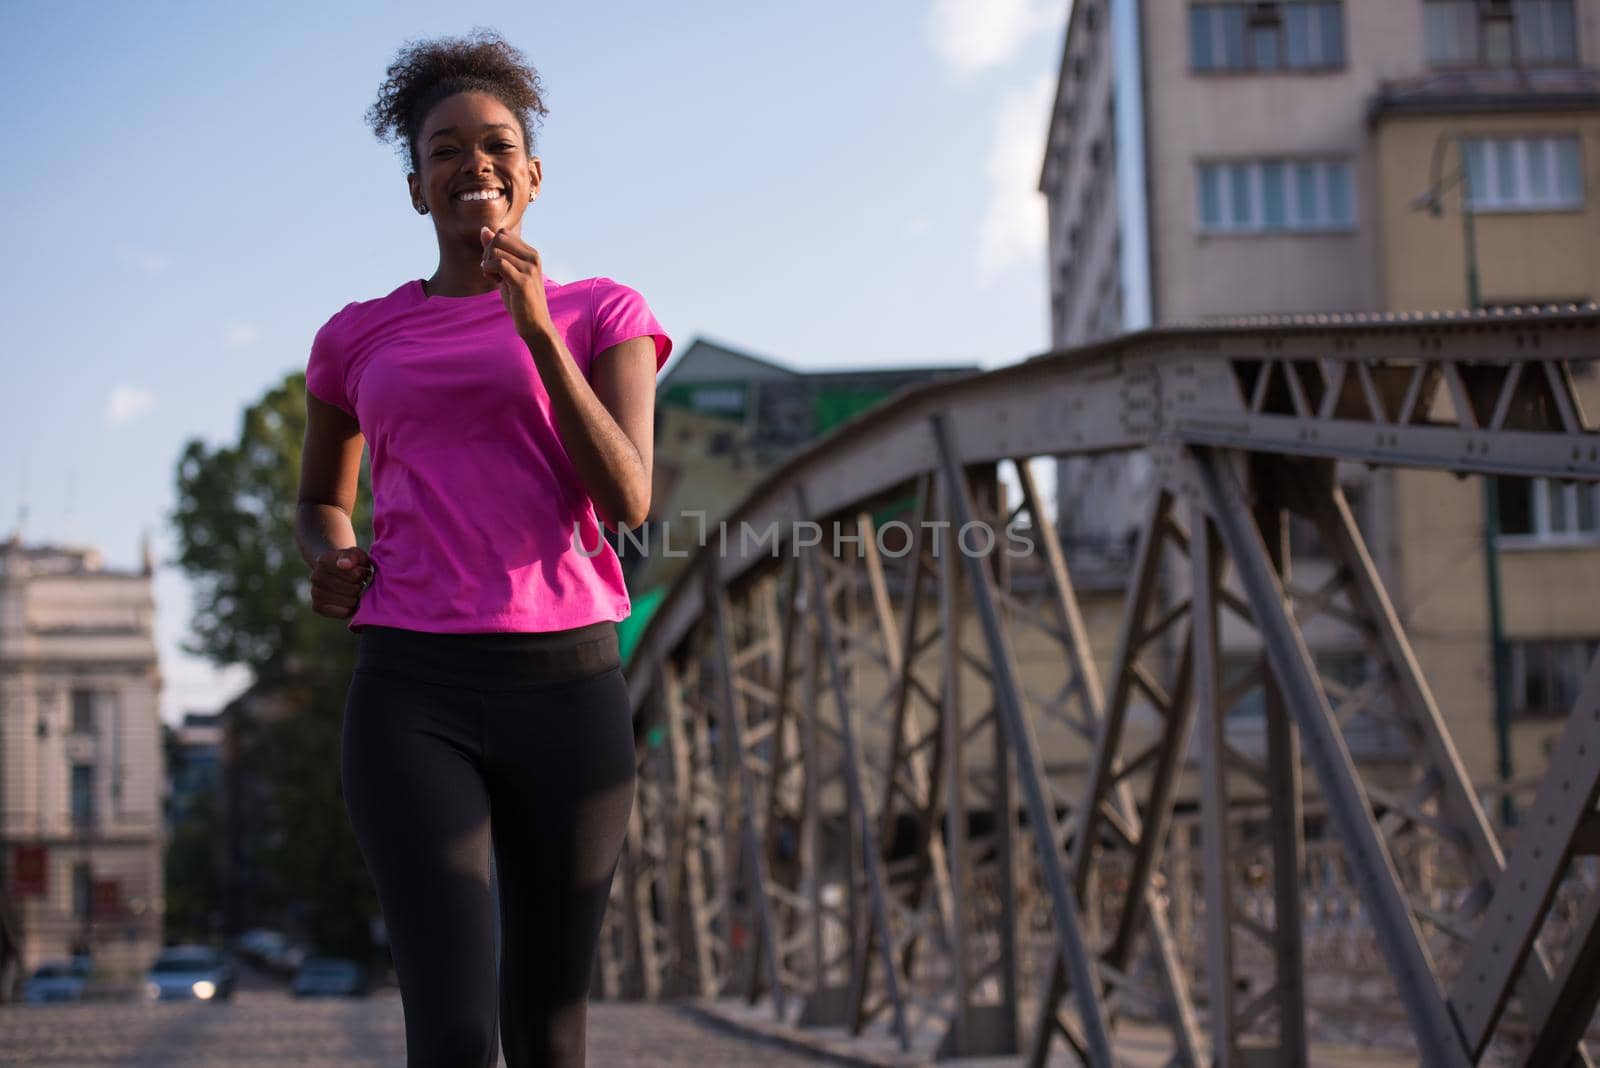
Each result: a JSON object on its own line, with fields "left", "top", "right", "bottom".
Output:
{"left": 427, "top": 123, "right": 518, "bottom": 143}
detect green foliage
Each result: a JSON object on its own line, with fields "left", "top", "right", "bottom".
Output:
{"left": 162, "top": 790, "right": 220, "bottom": 944}
{"left": 168, "top": 371, "right": 379, "bottom": 958}
{"left": 245, "top": 679, "right": 378, "bottom": 960}
{"left": 170, "top": 373, "right": 373, "bottom": 686}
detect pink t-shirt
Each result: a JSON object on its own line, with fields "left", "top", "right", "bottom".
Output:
{"left": 304, "top": 275, "right": 672, "bottom": 634}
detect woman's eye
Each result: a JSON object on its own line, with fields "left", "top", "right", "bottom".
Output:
{"left": 493, "top": 142, "right": 515, "bottom": 151}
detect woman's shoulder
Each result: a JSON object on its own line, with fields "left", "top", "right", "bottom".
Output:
{"left": 550, "top": 275, "right": 646, "bottom": 299}
{"left": 316, "top": 280, "right": 420, "bottom": 339}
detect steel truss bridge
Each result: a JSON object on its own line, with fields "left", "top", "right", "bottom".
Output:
{"left": 595, "top": 309, "right": 1600, "bottom": 1067}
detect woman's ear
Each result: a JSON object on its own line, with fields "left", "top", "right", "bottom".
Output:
{"left": 527, "top": 157, "right": 543, "bottom": 201}
{"left": 407, "top": 172, "right": 424, "bottom": 214}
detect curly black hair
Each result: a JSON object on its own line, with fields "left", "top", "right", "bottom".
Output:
{"left": 366, "top": 28, "right": 549, "bottom": 173}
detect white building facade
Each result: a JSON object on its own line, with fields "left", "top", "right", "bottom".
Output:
{"left": 0, "top": 535, "right": 165, "bottom": 981}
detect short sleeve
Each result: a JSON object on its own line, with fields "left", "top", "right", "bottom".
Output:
{"left": 305, "top": 312, "right": 356, "bottom": 419}
{"left": 591, "top": 278, "right": 673, "bottom": 372}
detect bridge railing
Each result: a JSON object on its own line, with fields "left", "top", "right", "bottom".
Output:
{"left": 598, "top": 308, "right": 1600, "bottom": 1067}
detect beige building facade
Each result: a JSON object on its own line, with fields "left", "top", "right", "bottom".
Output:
{"left": 0, "top": 535, "right": 166, "bottom": 983}
{"left": 1043, "top": 0, "right": 1600, "bottom": 797}
{"left": 1373, "top": 77, "right": 1600, "bottom": 792}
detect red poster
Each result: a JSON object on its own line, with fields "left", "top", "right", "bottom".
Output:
{"left": 12, "top": 845, "right": 46, "bottom": 897}
{"left": 92, "top": 879, "right": 121, "bottom": 919}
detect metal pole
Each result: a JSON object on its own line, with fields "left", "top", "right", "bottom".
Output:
{"left": 1456, "top": 133, "right": 1481, "bottom": 312}
{"left": 1422, "top": 128, "right": 1513, "bottom": 826}
{"left": 1455, "top": 132, "right": 1516, "bottom": 827}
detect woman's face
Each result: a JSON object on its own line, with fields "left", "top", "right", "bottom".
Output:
{"left": 408, "top": 91, "right": 541, "bottom": 242}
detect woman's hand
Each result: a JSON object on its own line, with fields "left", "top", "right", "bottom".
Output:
{"left": 481, "top": 226, "right": 556, "bottom": 344}
{"left": 310, "top": 545, "right": 373, "bottom": 620}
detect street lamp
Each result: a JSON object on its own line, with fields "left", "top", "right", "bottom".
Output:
{"left": 1412, "top": 129, "right": 1516, "bottom": 828}
{"left": 1413, "top": 129, "right": 1483, "bottom": 309}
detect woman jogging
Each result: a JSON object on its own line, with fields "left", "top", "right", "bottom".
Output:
{"left": 294, "top": 29, "right": 671, "bottom": 1067}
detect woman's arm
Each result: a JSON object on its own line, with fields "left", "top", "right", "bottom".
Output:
{"left": 297, "top": 391, "right": 372, "bottom": 618}
{"left": 476, "top": 227, "right": 659, "bottom": 529}
{"left": 526, "top": 332, "right": 658, "bottom": 530}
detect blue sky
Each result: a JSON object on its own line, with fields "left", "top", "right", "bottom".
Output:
{"left": 0, "top": 0, "right": 1070, "bottom": 723}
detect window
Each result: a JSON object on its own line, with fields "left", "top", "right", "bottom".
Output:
{"left": 1512, "top": 638, "right": 1600, "bottom": 718}
{"left": 73, "top": 863, "right": 92, "bottom": 920}
{"left": 71, "top": 764, "right": 95, "bottom": 829}
{"left": 1464, "top": 135, "right": 1583, "bottom": 211}
{"left": 1517, "top": 0, "right": 1579, "bottom": 62}
{"left": 71, "top": 688, "right": 95, "bottom": 734}
{"left": 688, "top": 386, "right": 745, "bottom": 415}
{"left": 1498, "top": 477, "right": 1600, "bottom": 541}
{"left": 1198, "top": 159, "right": 1356, "bottom": 232}
{"left": 1425, "top": 0, "right": 1578, "bottom": 67}
{"left": 1191, "top": 2, "right": 1345, "bottom": 72}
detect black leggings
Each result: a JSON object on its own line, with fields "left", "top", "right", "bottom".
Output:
{"left": 339, "top": 621, "right": 636, "bottom": 1068}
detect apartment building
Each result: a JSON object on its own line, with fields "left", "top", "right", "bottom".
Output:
{"left": 633, "top": 338, "right": 976, "bottom": 593}
{"left": 1041, "top": 0, "right": 1600, "bottom": 794}
{"left": 0, "top": 534, "right": 165, "bottom": 981}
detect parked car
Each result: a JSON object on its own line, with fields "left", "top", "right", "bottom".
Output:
{"left": 229, "top": 928, "right": 305, "bottom": 975}
{"left": 23, "top": 959, "right": 92, "bottom": 1004}
{"left": 291, "top": 957, "right": 368, "bottom": 998}
{"left": 230, "top": 928, "right": 277, "bottom": 962}
{"left": 144, "top": 944, "right": 235, "bottom": 1001}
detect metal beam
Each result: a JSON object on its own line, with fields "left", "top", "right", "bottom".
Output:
{"left": 1452, "top": 649, "right": 1600, "bottom": 1059}
{"left": 931, "top": 412, "right": 1116, "bottom": 1067}
{"left": 793, "top": 484, "right": 912, "bottom": 1050}
{"left": 1191, "top": 445, "right": 1472, "bottom": 1068}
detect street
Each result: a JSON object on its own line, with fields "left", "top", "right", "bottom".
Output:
{"left": 0, "top": 989, "right": 841, "bottom": 1067}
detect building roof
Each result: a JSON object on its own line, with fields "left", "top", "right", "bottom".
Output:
{"left": 0, "top": 531, "right": 156, "bottom": 578}
{"left": 1369, "top": 67, "right": 1600, "bottom": 122}
{"left": 660, "top": 336, "right": 980, "bottom": 391}
{"left": 1024, "top": 302, "right": 1600, "bottom": 360}
{"left": 658, "top": 338, "right": 802, "bottom": 389}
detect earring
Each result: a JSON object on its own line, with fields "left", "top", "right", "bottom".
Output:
{"left": 416, "top": 203, "right": 429, "bottom": 215}
{"left": 528, "top": 190, "right": 536, "bottom": 201}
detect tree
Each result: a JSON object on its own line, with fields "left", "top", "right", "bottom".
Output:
{"left": 162, "top": 789, "right": 220, "bottom": 945}
{"left": 246, "top": 677, "right": 378, "bottom": 959}
{"left": 171, "top": 373, "right": 371, "bottom": 687}
{"left": 169, "top": 372, "right": 379, "bottom": 957}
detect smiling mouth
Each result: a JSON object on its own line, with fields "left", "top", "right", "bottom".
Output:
{"left": 453, "top": 188, "right": 506, "bottom": 204}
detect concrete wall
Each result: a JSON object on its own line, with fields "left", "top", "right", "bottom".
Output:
{"left": 1141, "top": 1, "right": 1432, "bottom": 321}
{"left": 1044, "top": 0, "right": 1123, "bottom": 347}
{"left": 1387, "top": 375, "right": 1600, "bottom": 793}
{"left": 1376, "top": 111, "right": 1600, "bottom": 310}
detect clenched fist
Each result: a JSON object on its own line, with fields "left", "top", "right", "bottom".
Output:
{"left": 480, "top": 225, "right": 556, "bottom": 343}
{"left": 310, "top": 546, "right": 374, "bottom": 620}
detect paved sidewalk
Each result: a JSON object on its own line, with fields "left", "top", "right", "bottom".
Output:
{"left": 0, "top": 991, "right": 839, "bottom": 1066}
{"left": 0, "top": 987, "right": 1427, "bottom": 1066}
{"left": 689, "top": 996, "right": 1421, "bottom": 1067}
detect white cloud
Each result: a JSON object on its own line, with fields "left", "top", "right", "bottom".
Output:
{"left": 223, "top": 322, "right": 261, "bottom": 348}
{"left": 115, "top": 244, "right": 170, "bottom": 273}
{"left": 927, "top": 0, "right": 1068, "bottom": 76}
{"left": 107, "top": 385, "right": 155, "bottom": 427}
{"left": 978, "top": 73, "right": 1055, "bottom": 282}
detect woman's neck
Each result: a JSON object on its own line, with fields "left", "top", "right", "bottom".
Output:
{"left": 422, "top": 233, "right": 509, "bottom": 297}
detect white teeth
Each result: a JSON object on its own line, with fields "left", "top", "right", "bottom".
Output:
{"left": 455, "top": 189, "right": 503, "bottom": 202}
